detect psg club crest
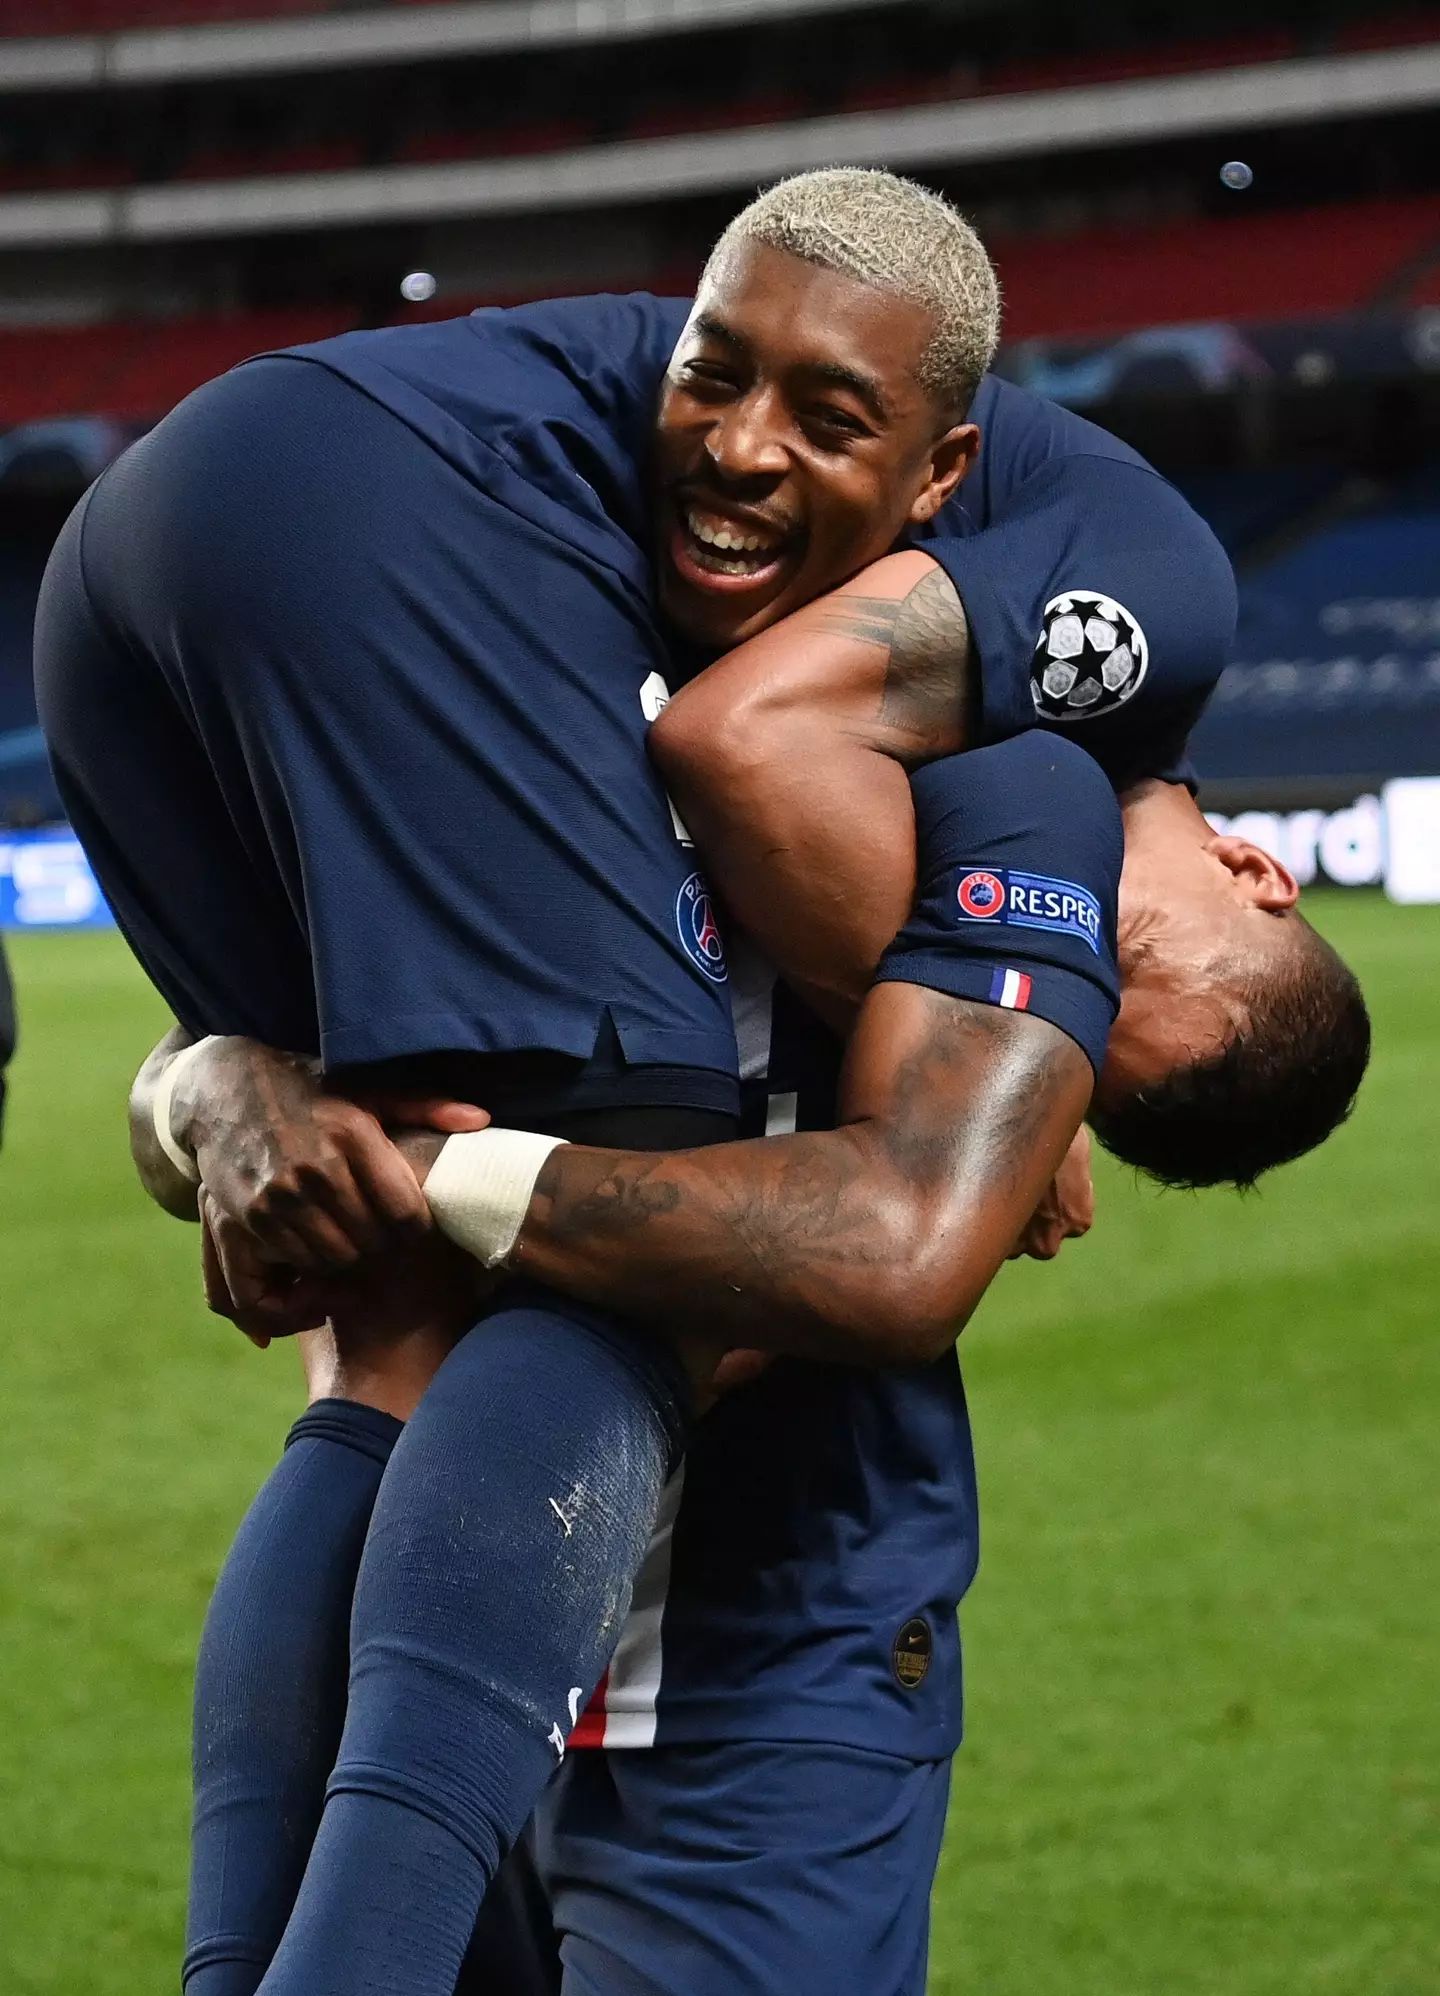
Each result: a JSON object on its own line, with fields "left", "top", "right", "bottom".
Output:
{"left": 676, "top": 871, "right": 727, "bottom": 983}
{"left": 957, "top": 870, "right": 1006, "bottom": 919}
{"left": 1030, "top": 591, "right": 1149, "bottom": 722}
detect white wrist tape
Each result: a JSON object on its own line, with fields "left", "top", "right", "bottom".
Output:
{"left": 424, "top": 1128, "right": 568, "bottom": 1269}
{"left": 151, "top": 1035, "right": 220, "bottom": 1184}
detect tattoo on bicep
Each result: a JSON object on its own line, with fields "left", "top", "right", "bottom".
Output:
{"left": 881, "top": 997, "right": 1081, "bottom": 1196}
{"left": 810, "top": 570, "right": 972, "bottom": 763}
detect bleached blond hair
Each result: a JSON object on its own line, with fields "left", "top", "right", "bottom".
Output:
{"left": 704, "top": 168, "right": 1001, "bottom": 413}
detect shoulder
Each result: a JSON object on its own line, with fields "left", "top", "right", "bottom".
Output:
{"left": 972, "top": 375, "right": 1154, "bottom": 478}
{"left": 914, "top": 732, "right": 1118, "bottom": 828}
{"left": 275, "top": 293, "right": 691, "bottom": 397}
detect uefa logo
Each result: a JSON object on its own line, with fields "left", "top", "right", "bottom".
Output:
{"left": 676, "top": 870, "right": 727, "bottom": 982}
{"left": 957, "top": 870, "right": 1006, "bottom": 919}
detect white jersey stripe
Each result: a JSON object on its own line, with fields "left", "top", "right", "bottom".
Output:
{"left": 764, "top": 1090, "right": 798, "bottom": 1136}
{"left": 595, "top": 1465, "right": 685, "bottom": 1748}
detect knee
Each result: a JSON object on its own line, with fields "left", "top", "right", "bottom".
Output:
{"left": 313, "top": 1321, "right": 465, "bottom": 1422}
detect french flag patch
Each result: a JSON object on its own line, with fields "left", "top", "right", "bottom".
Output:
{"left": 990, "top": 967, "right": 1032, "bottom": 1011}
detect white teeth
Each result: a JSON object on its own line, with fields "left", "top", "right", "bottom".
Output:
{"left": 686, "top": 509, "right": 770, "bottom": 557}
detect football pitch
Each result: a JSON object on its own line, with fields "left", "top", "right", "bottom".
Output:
{"left": 0, "top": 897, "right": 1436, "bottom": 1995}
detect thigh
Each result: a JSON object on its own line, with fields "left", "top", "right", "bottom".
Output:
{"left": 34, "top": 487, "right": 319, "bottom": 1047}
{"left": 36, "top": 357, "right": 733, "bottom": 1079}
{"left": 535, "top": 1741, "right": 951, "bottom": 1996}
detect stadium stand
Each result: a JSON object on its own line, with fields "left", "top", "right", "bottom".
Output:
{"left": 0, "top": 541, "right": 57, "bottom": 821}
{"left": 1171, "top": 467, "right": 1349, "bottom": 561}
{"left": 0, "top": 306, "right": 351, "bottom": 423}
{"left": 0, "top": 0, "right": 1436, "bottom": 814}
{"left": 0, "top": 192, "right": 1434, "bottom": 427}
{"left": 2, "top": 21, "right": 1436, "bottom": 195}
{"left": 994, "top": 197, "right": 1440, "bottom": 345}
{"left": 1191, "top": 475, "right": 1440, "bottom": 779}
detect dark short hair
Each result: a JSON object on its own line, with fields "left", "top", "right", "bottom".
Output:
{"left": 1090, "top": 919, "right": 1371, "bottom": 1190}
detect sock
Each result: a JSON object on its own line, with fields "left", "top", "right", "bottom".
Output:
{"left": 256, "top": 1296, "right": 685, "bottom": 1996}
{"left": 183, "top": 1399, "right": 403, "bottom": 1996}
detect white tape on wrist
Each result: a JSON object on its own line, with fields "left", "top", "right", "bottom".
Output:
{"left": 424, "top": 1128, "right": 568, "bottom": 1268}
{"left": 151, "top": 1035, "right": 220, "bottom": 1184}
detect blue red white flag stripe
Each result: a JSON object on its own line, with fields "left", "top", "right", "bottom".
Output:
{"left": 989, "top": 967, "right": 1032, "bottom": 1010}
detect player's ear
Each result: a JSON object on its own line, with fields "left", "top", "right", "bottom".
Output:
{"left": 907, "top": 424, "right": 980, "bottom": 526}
{"left": 1207, "top": 833, "right": 1301, "bottom": 912}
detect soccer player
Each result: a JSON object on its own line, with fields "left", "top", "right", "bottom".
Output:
{"left": 153, "top": 727, "right": 1124, "bottom": 1996}
{"left": 36, "top": 170, "right": 1365, "bottom": 1996}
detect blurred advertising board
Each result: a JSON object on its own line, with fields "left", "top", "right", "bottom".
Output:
{"left": 1203, "top": 778, "right": 1440, "bottom": 901}
{"left": 0, "top": 830, "right": 114, "bottom": 929}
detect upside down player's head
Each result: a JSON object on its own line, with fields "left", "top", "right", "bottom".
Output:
{"left": 651, "top": 168, "right": 994, "bottom": 651}
{"left": 1096, "top": 778, "right": 1370, "bottom": 1188}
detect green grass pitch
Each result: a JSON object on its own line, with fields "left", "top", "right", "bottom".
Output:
{"left": 0, "top": 895, "right": 1436, "bottom": 1994}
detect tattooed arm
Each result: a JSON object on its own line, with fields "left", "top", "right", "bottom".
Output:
{"left": 410, "top": 986, "right": 1092, "bottom": 1370}
{"left": 649, "top": 550, "right": 970, "bottom": 1027}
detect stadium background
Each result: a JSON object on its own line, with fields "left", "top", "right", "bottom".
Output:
{"left": 0, "top": 0, "right": 1436, "bottom": 1988}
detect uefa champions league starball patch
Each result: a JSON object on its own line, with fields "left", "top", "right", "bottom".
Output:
{"left": 1029, "top": 591, "right": 1149, "bottom": 722}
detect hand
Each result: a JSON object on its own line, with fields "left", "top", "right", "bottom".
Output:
{"left": 174, "top": 1038, "right": 488, "bottom": 1272}
{"left": 201, "top": 1188, "right": 495, "bottom": 1349}
{"left": 200, "top": 1191, "right": 330, "bottom": 1344}
{"left": 1007, "top": 1124, "right": 1094, "bottom": 1262}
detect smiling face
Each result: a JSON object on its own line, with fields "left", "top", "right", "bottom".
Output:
{"left": 651, "top": 240, "right": 979, "bottom": 651}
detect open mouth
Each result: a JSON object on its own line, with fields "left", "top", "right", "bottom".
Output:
{"left": 668, "top": 499, "right": 796, "bottom": 595}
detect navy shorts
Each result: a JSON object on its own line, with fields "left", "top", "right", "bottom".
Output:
{"left": 463, "top": 1740, "right": 951, "bottom": 1996}
{"left": 33, "top": 356, "right": 736, "bottom": 1113}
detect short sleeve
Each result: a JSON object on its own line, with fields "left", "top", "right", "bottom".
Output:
{"left": 874, "top": 734, "right": 1122, "bottom": 1076}
{"left": 924, "top": 455, "right": 1236, "bottom": 791}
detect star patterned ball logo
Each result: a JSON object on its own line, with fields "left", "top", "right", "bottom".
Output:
{"left": 1029, "top": 592, "right": 1149, "bottom": 722}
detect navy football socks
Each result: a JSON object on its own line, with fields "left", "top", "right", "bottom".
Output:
{"left": 256, "top": 1296, "right": 684, "bottom": 1996}
{"left": 183, "top": 1399, "right": 402, "bottom": 1996}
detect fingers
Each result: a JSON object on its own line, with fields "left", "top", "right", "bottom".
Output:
{"left": 354, "top": 1095, "right": 491, "bottom": 1135}
{"left": 210, "top": 1105, "right": 432, "bottom": 1267}
{"left": 335, "top": 1110, "right": 437, "bottom": 1233}
{"left": 202, "top": 1192, "right": 329, "bottom": 1339}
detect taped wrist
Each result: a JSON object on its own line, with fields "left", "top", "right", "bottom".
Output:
{"left": 424, "top": 1129, "right": 568, "bottom": 1268}
{"left": 151, "top": 1035, "right": 220, "bottom": 1184}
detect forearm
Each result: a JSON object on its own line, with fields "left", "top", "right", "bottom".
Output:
{"left": 514, "top": 1124, "right": 926, "bottom": 1364}
{"left": 503, "top": 995, "right": 1091, "bottom": 1368}
{"left": 129, "top": 1025, "right": 201, "bottom": 1219}
{"left": 652, "top": 552, "right": 974, "bottom": 1022}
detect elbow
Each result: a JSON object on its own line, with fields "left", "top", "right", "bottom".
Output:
{"left": 649, "top": 680, "right": 777, "bottom": 801}
{"left": 863, "top": 1287, "right": 971, "bottom": 1370}
{"left": 845, "top": 1208, "right": 981, "bottom": 1369}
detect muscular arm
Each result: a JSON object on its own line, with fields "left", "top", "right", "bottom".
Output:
{"left": 502, "top": 983, "right": 1090, "bottom": 1369}
{"left": 650, "top": 550, "right": 971, "bottom": 1026}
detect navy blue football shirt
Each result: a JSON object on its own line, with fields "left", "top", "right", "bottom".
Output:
{"left": 281, "top": 294, "right": 1236, "bottom": 793}
{"left": 574, "top": 732, "right": 1121, "bottom": 1755}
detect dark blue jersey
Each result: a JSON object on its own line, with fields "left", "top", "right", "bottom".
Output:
{"left": 36, "top": 334, "right": 740, "bottom": 1116}
{"left": 283, "top": 295, "right": 1234, "bottom": 792}
{"left": 574, "top": 734, "right": 1121, "bottom": 1755}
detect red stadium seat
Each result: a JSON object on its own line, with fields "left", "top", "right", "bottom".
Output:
{"left": 0, "top": 307, "right": 354, "bottom": 426}
{"left": 994, "top": 197, "right": 1440, "bottom": 343}
{"left": 984, "top": 31, "right": 1295, "bottom": 99}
